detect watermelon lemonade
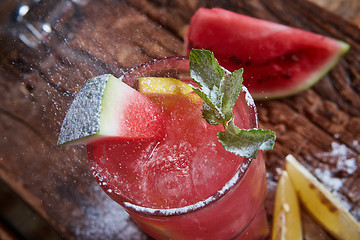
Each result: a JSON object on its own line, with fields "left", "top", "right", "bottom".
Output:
{"left": 86, "top": 57, "right": 270, "bottom": 239}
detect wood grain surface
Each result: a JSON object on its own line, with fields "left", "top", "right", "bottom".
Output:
{"left": 309, "top": 0, "right": 360, "bottom": 27}
{"left": 0, "top": 0, "right": 359, "bottom": 239}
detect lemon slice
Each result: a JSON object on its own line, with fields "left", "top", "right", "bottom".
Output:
{"left": 139, "top": 77, "right": 194, "bottom": 95}
{"left": 272, "top": 170, "right": 302, "bottom": 240}
{"left": 285, "top": 154, "right": 360, "bottom": 240}
{"left": 139, "top": 77, "right": 202, "bottom": 106}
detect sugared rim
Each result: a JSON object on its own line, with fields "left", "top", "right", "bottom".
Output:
{"left": 123, "top": 157, "right": 253, "bottom": 217}
{"left": 119, "top": 56, "right": 258, "bottom": 217}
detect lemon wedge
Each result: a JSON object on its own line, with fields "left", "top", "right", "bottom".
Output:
{"left": 272, "top": 170, "right": 302, "bottom": 240}
{"left": 139, "top": 77, "right": 194, "bottom": 95}
{"left": 139, "top": 77, "right": 202, "bottom": 106}
{"left": 285, "top": 154, "right": 360, "bottom": 240}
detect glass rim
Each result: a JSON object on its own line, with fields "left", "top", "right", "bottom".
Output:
{"left": 123, "top": 157, "right": 253, "bottom": 217}
{"left": 118, "top": 56, "right": 259, "bottom": 217}
{"left": 121, "top": 56, "right": 190, "bottom": 88}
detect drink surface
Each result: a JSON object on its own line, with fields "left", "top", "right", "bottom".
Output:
{"left": 87, "top": 79, "right": 253, "bottom": 209}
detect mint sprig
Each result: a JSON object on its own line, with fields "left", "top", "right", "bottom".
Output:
{"left": 189, "top": 49, "right": 276, "bottom": 158}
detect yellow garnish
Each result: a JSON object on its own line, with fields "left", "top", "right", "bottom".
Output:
{"left": 139, "top": 77, "right": 194, "bottom": 95}
{"left": 272, "top": 170, "right": 302, "bottom": 240}
{"left": 285, "top": 154, "right": 360, "bottom": 240}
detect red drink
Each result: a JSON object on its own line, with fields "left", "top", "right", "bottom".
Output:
{"left": 87, "top": 57, "right": 269, "bottom": 239}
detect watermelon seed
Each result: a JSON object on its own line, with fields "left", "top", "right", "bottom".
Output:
{"left": 291, "top": 54, "right": 299, "bottom": 62}
{"left": 230, "top": 56, "right": 242, "bottom": 65}
{"left": 283, "top": 73, "right": 292, "bottom": 79}
{"left": 245, "top": 60, "right": 252, "bottom": 66}
{"left": 188, "top": 41, "right": 194, "bottom": 50}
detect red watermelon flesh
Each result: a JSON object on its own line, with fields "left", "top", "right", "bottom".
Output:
{"left": 109, "top": 85, "right": 166, "bottom": 140}
{"left": 185, "top": 8, "right": 350, "bottom": 99}
{"left": 57, "top": 74, "right": 166, "bottom": 146}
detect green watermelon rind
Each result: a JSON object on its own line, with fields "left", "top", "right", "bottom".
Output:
{"left": 57, "top": 74, "right": 125, "bottom": 146}
{"left": 252, "top": 40, "right": 350, "bottom": 100}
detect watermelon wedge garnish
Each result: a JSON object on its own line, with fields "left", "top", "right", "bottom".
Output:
{"left": 185, "top": 8, "right": 350, "bottom": 99}
{"left": 57, "top": 74, "right": 165, "bottom": 145}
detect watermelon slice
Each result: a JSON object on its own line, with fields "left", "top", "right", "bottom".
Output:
{"left": 57, "top": 74, "right": 165, "bottom": 145}
{"left": 185, "top": 8, "right": 350, "bottom": 99}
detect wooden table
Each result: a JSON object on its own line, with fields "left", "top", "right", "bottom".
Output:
{"left": 0, "top": 0, "right": 359, "bottom": 239}
{"left": 309, "top": 0, "right": 360, "bottom": 27}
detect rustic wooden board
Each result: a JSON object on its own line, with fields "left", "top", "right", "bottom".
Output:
{"left": 0, "top": 0, "right": 359, "bottom": 239}
{"left": 309, "top": 0, "right": 360, "bottom": 28}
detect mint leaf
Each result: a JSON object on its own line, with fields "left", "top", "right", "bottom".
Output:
{"left": 221, "top": 69, "right": 244, "bottom": 121}
{"left": 218, "top": 119, "right": 276, "bottom": 158}
{"left": 189, "top": 49, "right": 276, "bottom": 158}
{"left": 189, "top": 49, "right": 226, "bottom": 120}
{"left": 189, "top": 49, "right": 225, "bottom": 97}
{"left": 202, "top": 103, "right": 223, "bottom": 125}
{"left": 190, "top": 49, "right": 244, "bottom": 123}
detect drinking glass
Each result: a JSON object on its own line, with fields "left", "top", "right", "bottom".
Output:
{"left": 87, "top": 57, "right": 269, "bottom": 239}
